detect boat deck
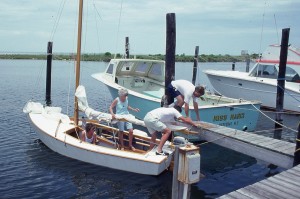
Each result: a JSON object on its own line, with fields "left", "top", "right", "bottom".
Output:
{"left": 217, "top": 164, "right": 300, "bottom": 199}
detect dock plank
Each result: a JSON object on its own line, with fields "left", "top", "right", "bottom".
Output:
{"left": 260, "top": 180, "right": 299, "bottom": 198}
{"left": 218, "top": 165, "right": 300, "bottom": 199}
{"left": 236, "top": 189, "right": 269, "bottom": 199}
{"left": 227, "top": 191, "right": 252, "bottom": 199}
{"left": 250, "top": 182, "right": 297, "bottom": 199}
{"left": 197, "top": 122, "right": 295, "bottom": 169}
{"left": 267, "top": 177, "right": 299, "bottom": 192}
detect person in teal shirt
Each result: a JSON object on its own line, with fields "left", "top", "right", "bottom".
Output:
{"left": 109, "top": 88, "right": 139, "bottom": 151}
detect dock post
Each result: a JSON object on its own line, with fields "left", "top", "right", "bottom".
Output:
{"left": 172, "top": 146, "right": 180, "bottom": 199}
{"left": 274, "top": 28, "right": 290, "bottom": 139}
{"left": 45, "top": 41, "right": 53, "bottom": 106}
{"left": 192, "top": 46, "right": 199, "bottom": 85}
{"left": 125, "top": 37, "right": 129, "bottom": 59}
{"left": 246, "top": 54, "right": 250, "bottom": 72}
{"left": 232, "top": 62, "right": 235, "bottom": 71}
{"left": 164, "top": 13, "right": 176, "bottom": 106}
{"left": 294, "top": 122, "right": 300, "bottom": 166}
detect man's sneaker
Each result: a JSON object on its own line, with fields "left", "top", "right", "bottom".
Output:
{"left": 155, "top": 151, "right": 169, "bottom": 156}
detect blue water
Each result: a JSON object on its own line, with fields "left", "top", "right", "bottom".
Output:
{"left": 0, "top": 59, "right": 297, "bottom": 198}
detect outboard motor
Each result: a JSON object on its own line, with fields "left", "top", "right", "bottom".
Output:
{"left": 173, "top": 136, "right": 188, "bottom": 147}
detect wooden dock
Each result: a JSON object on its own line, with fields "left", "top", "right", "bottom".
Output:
{"left": 182, "top": 122, "right": 299, "bottom": 199}
{"left": 189, "top": 121, "right": 296, "bottom": 169}
{"left": 217, "top": 164, "right": 300, "bottom": 199}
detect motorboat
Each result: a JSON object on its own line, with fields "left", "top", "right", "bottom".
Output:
{"left": 92, "top": 58, "right": 261, "bottom": 132}
{"left": 204, "top": 45, "right": 300, "bottom": 112}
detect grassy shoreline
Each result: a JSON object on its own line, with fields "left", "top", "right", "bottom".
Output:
{"left": 0, "top": 52, "right": 259, "bottom": 62}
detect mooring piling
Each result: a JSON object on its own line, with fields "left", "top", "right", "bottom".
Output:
{"left": 164, "top": 13, "right": 176, "bottom": 106}
{"left": 274, "top": 28, "right": 290, "bottom": 139}
{"left": 125, "top": 36, "right": 129, "bottom": 59}
{"left": 192, "top": 46, "right": 199, "bottom": 85}
{"left": 246, "top": 54, "right": 250, "bottom": 72}
{"left": 294, "top": 122, "right": 300, "bottom": 166}
{"left": 45, "top": 41, "right": 53, "bottom": 106}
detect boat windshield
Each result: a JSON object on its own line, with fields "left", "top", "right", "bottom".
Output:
{"left": 249, "top": 63, "right": 300, "bottom": 83}
{"left": 285, "top": 67, "right": 300, "bottom": 83}
{"left": 249, "top": 64, "right": 278, "bottom": 79}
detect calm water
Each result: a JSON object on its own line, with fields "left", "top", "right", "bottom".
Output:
{"left": 0, "top": 59, "right": 298, "bottom": 198}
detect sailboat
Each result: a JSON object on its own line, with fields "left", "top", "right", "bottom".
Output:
{"left": 23, "top": 0, "right": 193, "bottom": 175}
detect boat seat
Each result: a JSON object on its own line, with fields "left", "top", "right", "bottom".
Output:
{"left": 142, "top": 88, "right": 164, "bottom": 98}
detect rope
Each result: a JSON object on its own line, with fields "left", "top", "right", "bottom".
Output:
{"left": 114, "top": 0, "right": 124, "bottom": 59}
{"left": 196, "top": 130, "right": 238, "bottom": 146}
{"left": 251, "top": 104, "right": 298, "bottom": 133}
{"left": 278, "top": 84, "right": 300, "bottom": 103}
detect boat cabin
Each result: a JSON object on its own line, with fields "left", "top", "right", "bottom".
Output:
{"left": 104, "top": 59, "right": 165, "bottom": 98}
{"left": 249, "top": 63, "right": 300, "bottom": 83}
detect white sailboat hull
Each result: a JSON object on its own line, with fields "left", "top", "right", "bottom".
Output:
{"left": 27, "top": 113, "right": 172, "bottom": 175}
{"left": 205, "top": 70, "right": 300, "bottom": 112}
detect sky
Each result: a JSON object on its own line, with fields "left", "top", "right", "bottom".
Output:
{"left": 0, "top": 0, "right": 299, "bottom": 55}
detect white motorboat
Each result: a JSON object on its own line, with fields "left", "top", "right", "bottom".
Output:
{"left": 204, "top": 45, "right": 300, "bottom": 112}
{"left": 92, "top": 59, "right": 261, "bottom": 132}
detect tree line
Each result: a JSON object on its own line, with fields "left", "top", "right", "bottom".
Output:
{"left": 0, "top": 52, "right": 259, "bottom": 62}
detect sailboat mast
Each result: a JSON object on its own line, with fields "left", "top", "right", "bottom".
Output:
{"left": 74, "top": 0, "right": 83, "bottom": 126}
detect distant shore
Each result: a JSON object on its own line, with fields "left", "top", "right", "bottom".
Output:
{"left": 0, "top": 52, "right": 259, "bottom": 62}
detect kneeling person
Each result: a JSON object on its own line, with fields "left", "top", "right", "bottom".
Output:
{"left": 144, "top": 106, "right": 197, "bottom": 155}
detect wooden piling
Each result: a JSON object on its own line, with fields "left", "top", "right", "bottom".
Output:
{"left": 125, "top": 37, "right": 129, "bottom": 59}
{"left": 172, "top": 146, "right": 180, "bottom": 199}
{"left": 246, "top": 54, "right": 250, "bottom": 72}
{"left": 294, "top": 122, "right": 300, "bottom": 166}
{"left": 232, "top": 62, "right": 235, "bottom": 71}
{"left": 274, "top": 28, "right": 290, "bottom": 139}
{"left": 45, "top": 41, "right": 53, "bottom": 106}
{"left": 165, "top": 13, "right": 176, "bottom": 105}
{"left": 192, "top": 46, "right": 199, "bottom": 85}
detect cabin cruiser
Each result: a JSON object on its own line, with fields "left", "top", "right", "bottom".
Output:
{"left": 204, "top": 45, "right": 300, "bottom": 112}
{"left": 92, "top": 59, "right": 261, "bottom": 132}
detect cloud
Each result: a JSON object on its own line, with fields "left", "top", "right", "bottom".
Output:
{"left": 0, "top": 0, "right": 299, "bottom": 55}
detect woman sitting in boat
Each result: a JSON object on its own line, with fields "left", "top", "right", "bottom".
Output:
{"left": 80, "top": 123, "right": 97, "bottom": 144}
{"left": 109, "top": 88, "right": 140, "bottom": 151}
{"left": 144, "top": 106, "right": 198, "bottom": 155}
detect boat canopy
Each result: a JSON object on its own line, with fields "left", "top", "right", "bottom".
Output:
{"left": 250, "top": 45, "right": 300, "bottom": 83}
{"left": 105, "top": 59, "right": 165, "bottom": 83}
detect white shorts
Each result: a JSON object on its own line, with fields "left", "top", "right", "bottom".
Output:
{"left": 144, "top": 113, "right": 167, "bottom": 135}
{"left": 117, "top": 121, "right": 133, "bottom": 131}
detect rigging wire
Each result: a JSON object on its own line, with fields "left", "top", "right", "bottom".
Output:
{"left": 114, "top": 0, "right": 124, "bottom": 59}
{"left": 49, "top": 0, "right": 67, "bottom": 41}
{"left": 93, "top": 0, "right": 102, "bottom": 54}
{"left": 273, "top": 14, "right": 280, "bottom": 44}
{"left": 259, "top": 1, "right": 267, "bottom": 54}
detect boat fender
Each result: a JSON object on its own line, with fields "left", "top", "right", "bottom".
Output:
{"left": 242, "top": 126, "right": 248, "bottom": 131}
{"left": 173, "top": 136, "right": 188, "bottom": 146}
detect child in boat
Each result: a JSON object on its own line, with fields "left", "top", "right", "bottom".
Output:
{"left": 109, "top": 88, "right": 140, "bottom": 151}
{"left": 144, "top": 106, "right": 198, "bottom": 155}
{"left": 80, "top": 123, "right": 97, "bottom": 144}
